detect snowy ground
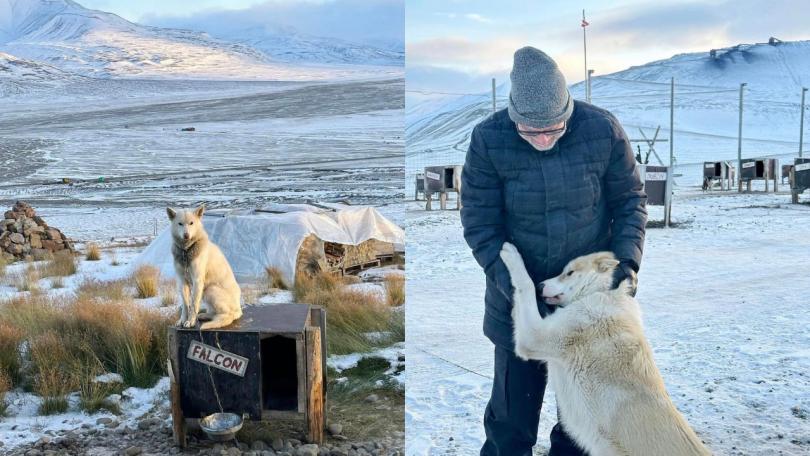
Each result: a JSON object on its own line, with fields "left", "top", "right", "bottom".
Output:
{"left": 0, "top": 248, "right": 172, "bottom": 450}
{"left": 0, "top": 244, "right": 405, "bottom": 451}
{"left": 0, "top": 77, "right": 404, "bottom": 242}
{"left": 404, "top": 188, "right": 810, "bottom": 455}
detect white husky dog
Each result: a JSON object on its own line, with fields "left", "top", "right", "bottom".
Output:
{"left": 167, "top": 205, "right": 242, "bottom": 330}
{"left": 499, "top": 243, "right": 710, "bottom": 456}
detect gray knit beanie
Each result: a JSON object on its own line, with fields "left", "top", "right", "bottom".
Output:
{"left": 508, "top": 46, "right": 573, "bottom": 128}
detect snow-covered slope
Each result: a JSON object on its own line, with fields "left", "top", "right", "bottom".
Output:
{"left": 214, "top": 24, "right": 403, "bottom": 66}
{"left": 0, "top": 49, "right": 75, "bottom": 80}
{"left": 0, "top": 49, "right": 83, "bottom": 95}
{"left": 407, "top": 40, "right": 810, "bottom": 187}
{"left": 0, "top": 0, "right": 386, "bottom": 80}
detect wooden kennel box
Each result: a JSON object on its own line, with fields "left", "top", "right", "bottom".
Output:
{"left": 168, "top": 304, "right": 327, "bottom": 446}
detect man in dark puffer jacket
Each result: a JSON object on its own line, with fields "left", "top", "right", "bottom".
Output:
{"left": 461, "top": 47, "right": 647, "bottom": 456}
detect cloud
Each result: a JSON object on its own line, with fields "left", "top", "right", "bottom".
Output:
{"left": 141, "top": 0, "right": 404, "bottom": 48}
{"left": 406, "top": 36, "right": 525, "bottom": 74}
{"left": 407, "top": 64, "right": 506, "bottom": 94}
{"left": 429, "top": 12, "right": 492, "bottom": 23}
{"left": 464, "top": 13, "right": 492, "bottom": 23}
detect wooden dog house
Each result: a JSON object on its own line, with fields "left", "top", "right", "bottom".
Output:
{"left": 739, "top": 158, "right": 778, "bottom": 192}
{"left": 790, "top": 158, "right": 810, "bottom": 203}
{"left": 424, "top": 165, "right": 463, "bottom": 211}
{"left": 168, "top": 304, "right": 326, "bottom": 446}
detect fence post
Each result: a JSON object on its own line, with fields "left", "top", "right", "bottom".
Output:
{"left": 800, "top": 87, "right": 807, "bottom": 158}
{"left": 491, "top": 78, "right": 497, "bottom": 113}
{"left": 737, "top": 82, "right": 747, "bottom": 192}
{"left": 665, "top": 77, "right": 674, "bottom": 228}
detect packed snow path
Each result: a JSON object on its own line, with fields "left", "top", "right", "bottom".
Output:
{"left": 405, "top": 190, "right": 810, "bottom": 455}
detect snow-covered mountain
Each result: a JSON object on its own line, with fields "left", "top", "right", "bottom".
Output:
{"left": 210, "top": 24, "right": 403, "bottom": 67}
{"left": 407, "top": 39, "right": 810, "bottom": 186}
{"left": 0, "top": 0, "right": 391, "bottom": 80}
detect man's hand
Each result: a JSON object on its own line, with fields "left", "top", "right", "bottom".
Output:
{"left": 611, "top": 261, "right": 638, "bottom": 297}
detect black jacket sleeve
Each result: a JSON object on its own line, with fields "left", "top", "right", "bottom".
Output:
{"left": 605, "top": 118, "right": 648, "bottom": 271}
{"left": 460, "top": 126, "right": 513, "bottom": 300}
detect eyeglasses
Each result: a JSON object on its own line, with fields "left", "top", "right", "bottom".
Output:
{"left": 516, "top": 121, "right": 567, "bottom": 138}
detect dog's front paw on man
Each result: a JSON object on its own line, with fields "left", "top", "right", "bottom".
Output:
{"left": 498, "top": 242, "right": 521, "bottom": 269}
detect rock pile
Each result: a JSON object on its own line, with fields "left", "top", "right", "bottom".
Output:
{"left": 0, "top": 201, "right": 74, "bottom": 261}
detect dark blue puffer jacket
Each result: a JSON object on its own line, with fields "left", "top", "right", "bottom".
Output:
{"left": 460, "top": 101, "right": 647, "bottom": 350}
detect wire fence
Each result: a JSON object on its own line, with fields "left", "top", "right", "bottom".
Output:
{"left": 406, "top": 76, "right": 809, "bottom": 196}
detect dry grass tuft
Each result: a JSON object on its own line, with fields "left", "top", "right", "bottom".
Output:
{"left": 0, "top": 293, "right": 60, "bottom": 337}
{"left": 0, "top": 321, "right": 25, "bottom": 385}
{"left": 0, "top": 288, "right": 172, "bottom": 400}
{"left": 160, "top": 280, "right": 177, "bottom": 307}
{"left": 39, "top": 250, "right": 78, "bottom": 278}
{"left": 85, "top": 243, "right": 102, "bottom": 261}
{"left": 384, "top": 274, "right": 405, "bottom": 307}
{"left": 109, "top": 250, "right": 120, "bottom": 266}
{"left": 73, "top": 348, "right": 123, "bottom": 415}
{"left": 30, "top": 331, "right": 78, "bottom": 414}
{"left": 341, "top": 275, "right": 362, "bottom": 285}
{"left": 133, "top": 265, "right": 160, "bottom": 299}
{"left": 293, "top": 270, "right": 341, "bottom": 306}
{"left": 76, "top": 278, "right": 128, "bottom": 302}
{"left": 50, "top": 276, "right": 65, "bottom": 289}
{"left": 67, "top": 297, "right": 169, "bottom": 387}
{"left": 0, "top": 368, "right": 10, "bottom": 417}
{"left": 265, "top": 266, "right": 289, "bottom": 290}
{"left": 0, "top": 256, "right": 7, "bottom": 281}
{"left": 294, "top": 270, "right": 401, "bottom": 354}
{"left": 13, "top": 263, "right": 40, "bottom": 292}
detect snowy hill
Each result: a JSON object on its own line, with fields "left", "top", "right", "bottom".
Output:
{"left": 407, "top": 40, "right": 810, "bottom": 187}
{"left": 0, "top": 49, "right": 83, "bottom": 95}
{"left": 0, "top": 50, "right": 76, "bottom": 80}
{"left": 0, "top": 0, "right": 388, "bottom": 80}
{"left": 212, "top": 24, "right": 403, "bottom": 66}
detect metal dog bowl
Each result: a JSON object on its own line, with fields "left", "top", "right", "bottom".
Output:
{"left": 199, "top": 412, "right": 243, "bottom": 441}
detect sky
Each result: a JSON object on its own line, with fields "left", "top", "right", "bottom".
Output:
{"left": 80, "top": 0, "right": 404, "bottom": 48}
{"left": 407, "top": 0, "right": 810, "bottom": 93}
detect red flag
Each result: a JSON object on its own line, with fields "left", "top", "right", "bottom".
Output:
{"left": 581, "top": 19, "right": 590, "bottom": 27}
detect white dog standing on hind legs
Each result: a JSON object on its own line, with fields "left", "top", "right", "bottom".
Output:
{"left": 167, "top": 205, "right": 242, "bottom": 330}
{"left": 499, "top": 242, "right": 711, "bottom": 456}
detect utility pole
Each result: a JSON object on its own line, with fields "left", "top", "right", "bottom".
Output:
{"left": 737, "top": 82, "right": 747, "bottom": 192}
{"left": 491, "top": 78, "right": 497, "bottom": 113}
{"left": 587, "top": 69, "right": 594, "bottom": 103}
{"left": 665, "top": 77, "right": 674, "bottom": 228}
{"left": 800, "top": 87, "right": 807, "bottom": 157}
{"left": 582, "top": 10, "right": 589, "bottom": 102}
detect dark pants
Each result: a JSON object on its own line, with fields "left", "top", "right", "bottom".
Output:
{"left": 480, "top": 346, "right": 589, "bottom": 456}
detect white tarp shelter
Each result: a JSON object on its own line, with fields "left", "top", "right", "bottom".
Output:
{"left": 132, "top": 204, "right": 404, "bottom": 285}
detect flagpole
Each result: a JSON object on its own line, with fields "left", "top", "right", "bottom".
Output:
{"left": 582, "top": 10, "right": 589, "bottom": 102}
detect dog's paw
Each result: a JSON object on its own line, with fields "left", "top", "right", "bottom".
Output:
{"left": 514, "top": 344, "right": 532, "bottom": 361}
{"left": 500, "top": 241, "right": 518, "bottom": 256}
{"left": 499, "top": 242, "right": 522, "bottom": 269}
{"left": 182, "top": 319, "right": 196, "bottom": 328}
{"left": 175, "top": 318, "right": 184, "bottom": 327}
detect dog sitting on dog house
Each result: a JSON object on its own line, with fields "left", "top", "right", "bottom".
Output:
{"left": 167, "top": 205, "right": 243, "bottom": 330}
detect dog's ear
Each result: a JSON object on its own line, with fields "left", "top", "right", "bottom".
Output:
{"left": 166, "top": 207, "right": 176, "bottom": 220}
{"left": 596, "top": 255, "right": 620, "bottom": 273}
{"left": 194, "top": 205, "right": 206, "bottom": 218}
